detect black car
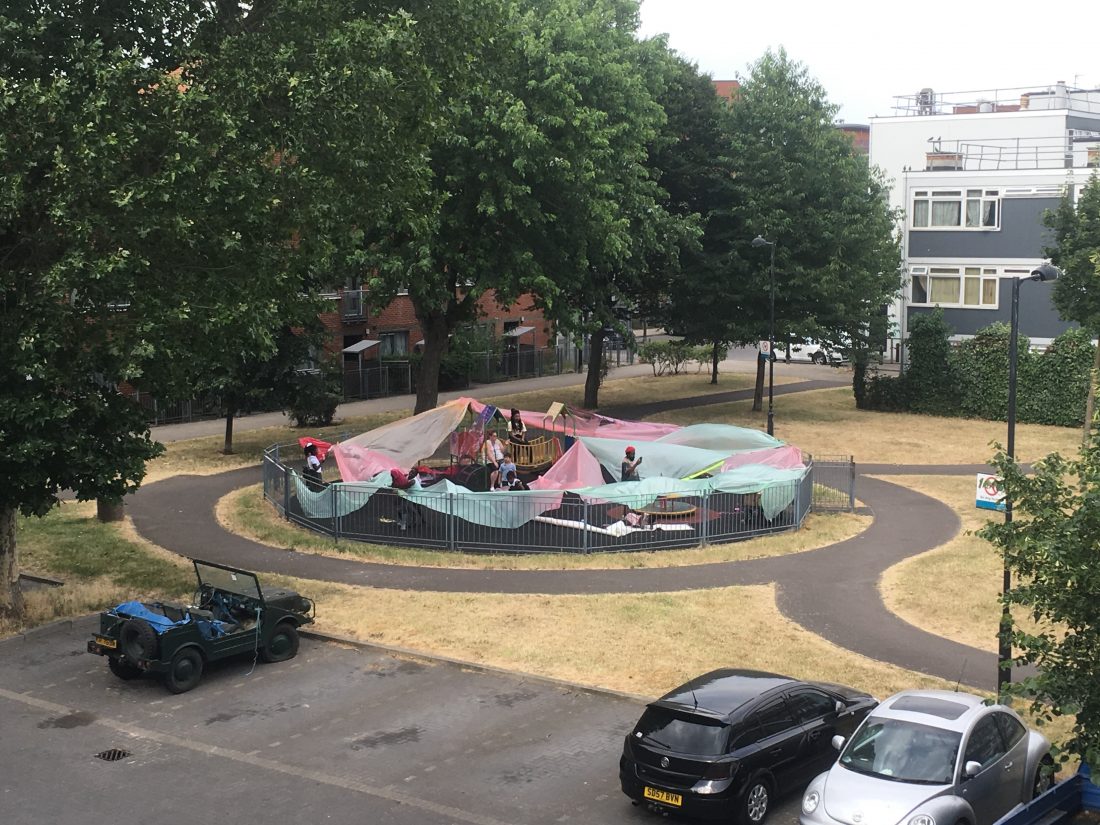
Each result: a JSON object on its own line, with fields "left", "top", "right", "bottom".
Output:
{"left": 620, "top": 669, "right": 877, "bottom": 824}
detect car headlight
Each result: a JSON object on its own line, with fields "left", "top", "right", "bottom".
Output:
{"left": 802, "top": 790, "right": 820, "bottom": 814}
{"left": 908, "top": 815, "right": 935, "bottom": 825}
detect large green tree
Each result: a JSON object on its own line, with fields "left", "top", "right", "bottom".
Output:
{"left": 716, "top": 51, "right": 900, "bottom": 412}
{"left": 1044, "top": 173, "right": 1100, "bottom": 439}
{"left": 978, "top": 434, "right": 1100, "bottom": 770}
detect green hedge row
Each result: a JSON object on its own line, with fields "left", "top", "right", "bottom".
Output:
{"left": 859, "top": 309, "right": 1095, "bottom": 427}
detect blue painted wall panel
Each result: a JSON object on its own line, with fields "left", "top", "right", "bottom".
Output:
{"left": 909, "top": 198, "right": 1060, "bottom": 259}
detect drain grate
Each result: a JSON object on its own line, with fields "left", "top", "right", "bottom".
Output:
{"left": 95, "top": 748, "right": 131, "bottom": 762}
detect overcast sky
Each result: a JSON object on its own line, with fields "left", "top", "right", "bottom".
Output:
{"left": 636, "top": 0, "right": 1099, "bottom": 124}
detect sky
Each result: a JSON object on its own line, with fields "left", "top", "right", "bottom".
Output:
{"left": 636, "top": 0, "right": 1100, "bottom": 124}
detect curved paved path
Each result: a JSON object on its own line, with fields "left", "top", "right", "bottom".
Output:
{"left": 128, "top": 377, "right": 1004, "bottom": 688}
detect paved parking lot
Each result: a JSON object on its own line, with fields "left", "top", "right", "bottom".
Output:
{"left": 0, "top": 617, "right": 801, "bottom": 825}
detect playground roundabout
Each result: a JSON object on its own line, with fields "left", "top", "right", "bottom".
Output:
{"left": 127, "top": 385, "right": 1004, "bottom": 689}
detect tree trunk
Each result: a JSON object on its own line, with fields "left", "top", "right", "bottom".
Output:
{"left": 710, "top": 341, "right": 720, "bottom": 385}
{"left": 414, "top": 313, "right": 450, "bottom": 414}
{"left": 752, "top": 353, "right": 765, "bottom": 412}
{"left": 1083, "top": 338, "right": 1100, "bottom": 445}
{"left": 852, "top": 351, "right": 868, "bottom": 409}
{"left": 0, "top": 505, "right": 23, "bottom": 620}
{"left": 222, "top": 407, "right": 236, "bottom": 455}
{"left": 96, "top": 497, "right": 125, "bottom": 522}
{"left": 584, "top": 330, "right": 605, "bottom": 409}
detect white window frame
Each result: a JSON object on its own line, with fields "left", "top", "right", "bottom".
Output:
{"left": 909, "top": 265, "right": 1001, "bottom": 309}
{"left": 911, "top": 188, "right": 1000, "bottom": 231}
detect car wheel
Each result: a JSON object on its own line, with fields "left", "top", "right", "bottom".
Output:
{"left": 162, "top": 648, "right": 203, "bottom": 694}
{"left": 119, "top": 618, "right": 158, "bottom": 661}
{"left": 739, "top": 778, "right": 771, "bottom": 825}
{"left": 1032, "top": 755, "right": 1056, "bottom": 798}
{"left": 108, "top": 658, "right": 142, "bottom": 681}
{"left": 812, "top": 352, "right": 827, "bottom": 365}
{"left": 260, "top": 622, "right": 300, "bottom": 664}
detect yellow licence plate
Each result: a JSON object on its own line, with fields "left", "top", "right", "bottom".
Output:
{"left": 95, "top": 636, "right": 117, "bottom": 649}
{"left": 643, "top": 787, "right": 682, "bottom": 807}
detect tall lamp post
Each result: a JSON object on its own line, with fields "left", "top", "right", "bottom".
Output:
{"left": 752, "top": 236, "right": 777, "bottom": 436}
{"left": 998, "top": 262, "right": 1060, "bottom": 693}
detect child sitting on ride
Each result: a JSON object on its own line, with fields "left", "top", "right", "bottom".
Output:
{"left": 492, "top": 451, "right": 517, "bottom": 490}
{"left": 501, "top": 468, "right": 529, "bottom": 491}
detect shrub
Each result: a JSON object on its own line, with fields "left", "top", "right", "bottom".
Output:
{"left": 861, "top": 372, "right": 909, "bottom": 411}
{"left": 1019, "top": 327, "right": 1094, "bottom": 426}
{"left": 905, "top": 310, "right": 961, "bottom": 416}
{"left": 285, "top": 369, "right": 340, "bottom": 427}
{"left": 637, "top": 340, "right": 698, "bottom": 375}
{"left": 955, "top": 323, "right": 1014, "bottom": 420}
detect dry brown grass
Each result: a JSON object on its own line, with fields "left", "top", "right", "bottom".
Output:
{"left": 274, "top": 575, "right": 953, "bottom": 700}
{"left": 219, "top": 485, "right": 870, "bottom": 570}
{"left": 657, "top": 388, "right": 1080, "bottom": 465}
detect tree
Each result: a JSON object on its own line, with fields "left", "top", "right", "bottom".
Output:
{"left": 642, "top": 53, "right": 739, "bottom": 385}
{"left": 977, "top": 436, "right": 1100, "bottom": 770}
{"left": 1044, "top": 173, "right": 1100, "bottom": 441}
{"left": 717, "top": 50, "right": 900, "bottom": 413}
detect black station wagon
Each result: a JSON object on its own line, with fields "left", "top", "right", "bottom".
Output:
{"left": 87, "top": 559, "right": 314, "bottom": 694}
{"left": 620, "top": 669, "right": 877, "bottom": 823}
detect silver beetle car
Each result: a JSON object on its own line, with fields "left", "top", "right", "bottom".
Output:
{"left": 800, "top": 690, "right": 1054, "bottom": 825}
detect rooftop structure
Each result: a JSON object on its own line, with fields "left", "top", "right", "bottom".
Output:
{"left": 889, "top": 81, "right": 1100, "bottom": 117}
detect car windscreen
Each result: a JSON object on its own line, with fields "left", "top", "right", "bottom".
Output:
{"left": 194, "top": 561, "right": 261, "bottom": 600}
{"left": 635, "top": 707, "right": 729, "bottom": 756}
{"left": 840, "top": 718, "right": 960, "bottom": 785}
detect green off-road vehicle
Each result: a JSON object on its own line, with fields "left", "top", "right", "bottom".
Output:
{"left": 87, "top": 559, "right": 315, "bottom": 693}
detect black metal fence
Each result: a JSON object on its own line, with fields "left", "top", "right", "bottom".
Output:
{"left": 807, "top": 455, "right": 856, "bottom": 512}
{"left": 262, "top": 446, "right": 816, "bottom": 555}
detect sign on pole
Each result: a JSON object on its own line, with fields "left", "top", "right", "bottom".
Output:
{"left": 758, "top": 340, "right": 772, "bottom": 359}
{"left": 975, "top": 473, "right": 1006, "bottom": 512}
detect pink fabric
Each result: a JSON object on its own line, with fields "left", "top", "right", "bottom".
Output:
{"left": 720, "top": 445, "right": 804, "bottom": 472}
{"left": 528, "top": 441, "right": 606, "bottom": 490}
{"left": 332, "top": 446, "right": 402, "bottom": 483}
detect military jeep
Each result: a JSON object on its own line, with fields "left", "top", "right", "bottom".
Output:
{"left": 87, "top": 559, "right": 315, "bottom": 694}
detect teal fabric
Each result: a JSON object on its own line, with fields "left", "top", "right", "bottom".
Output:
{"left": 579, "top": 436, "right": 732, "bottom": 481}
{"left": 292, "top": 472, "right": 385, "bottom": 519}
{"left": 655, "top": 423, "right": 784, "bottom": 452}
{"left": 403, "top": 480, "right": 563, "bottom": 529}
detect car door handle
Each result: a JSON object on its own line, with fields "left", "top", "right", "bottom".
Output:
{"left": 769, "top": 748, "right": 784, "bottom": 756}
{"left": 808, "top": 730, "right": 822, "bottom": 741}
{"left": 1003, "top": 762, "right": 1014, "bottom": 771}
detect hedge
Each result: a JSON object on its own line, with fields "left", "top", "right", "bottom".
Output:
{"left": 858, "top": 309, "right": 1094, "bottom": 427}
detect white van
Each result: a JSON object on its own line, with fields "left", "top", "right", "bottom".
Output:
{"left": 785, "top": 340, "right": 848, "bottom": 365}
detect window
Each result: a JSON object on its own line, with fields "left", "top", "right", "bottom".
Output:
{"left": 912, "top": 189, "right": 999, "bottom": 230}
{"left": 753, "top": 699, "right": 797, "bottom": 739}
{"left": 964, "top": 716, "right": 1007, "bottom": 769}
{"left": 634, "top": 708, "right": 730, "bottom": 756}
{"left": 379, "top": 331, "right": 409, "bottom": 357}
{"left": 788, "top": 690, "right": 837, "bottom": 723}
{"left": 910, "top": 266, "right": 999, "bottom": 309}
{"left": 993, "top": 713, "right": 1026, "bottom": 748}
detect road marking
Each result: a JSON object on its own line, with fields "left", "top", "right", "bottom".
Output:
{"left": 0, "top": 687, "right": 516, "bottom": 825}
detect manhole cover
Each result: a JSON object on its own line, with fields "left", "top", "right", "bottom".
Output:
{"left": 95, "top": 749, "right": 131, "bottom": 762}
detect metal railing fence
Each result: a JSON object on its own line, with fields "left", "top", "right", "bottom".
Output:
{"left": 807, "top": 455, "right": 856, "bottom": 512}
{"left": 263, "top": 445, "right": 821, "bottom": 555}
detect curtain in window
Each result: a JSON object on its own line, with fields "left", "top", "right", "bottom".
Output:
{"left": 928, "top": 277, "right": 960, "bottom": 303}
{"left": 913, "top": 200, "right": 929, "bottom": 227}
{"left": 982, "top": 280, "right": 997, "bottom": 304}
{"left": 931, "top": 201, "right": 961, "bottom": 226}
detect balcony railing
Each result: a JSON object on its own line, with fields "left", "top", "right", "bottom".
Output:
{"left": 919, "top": 132, "right": 1100, "bottom": 171}
{"left": 892, "top": 84, "right": 1100, "bottom": 117}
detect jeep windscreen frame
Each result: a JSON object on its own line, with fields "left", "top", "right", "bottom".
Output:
{"left": 193, "top": 560, "right": 262, "bottom": 601}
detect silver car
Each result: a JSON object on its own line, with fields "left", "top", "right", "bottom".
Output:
{"left": 800, "top": 690, "right": 1053, "bottom": 825}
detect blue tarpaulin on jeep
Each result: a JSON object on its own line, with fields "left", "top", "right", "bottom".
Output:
{"left": 113, "top": 601, "right": 232, "bottom": 639}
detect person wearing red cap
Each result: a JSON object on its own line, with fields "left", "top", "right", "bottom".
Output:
{"left": 621, "top": 445, "right": 642, "bottom": 482}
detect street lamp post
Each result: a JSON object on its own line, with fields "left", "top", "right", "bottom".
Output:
{"left": 752, "top": 236, "right": 777, "bottom": 436}
{"left": 999, "top": 262, "right": 1060, "bottom": 694}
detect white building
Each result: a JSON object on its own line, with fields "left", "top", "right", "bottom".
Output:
{"left": 869, "top": 82, "right": 1100, "bottom": 361}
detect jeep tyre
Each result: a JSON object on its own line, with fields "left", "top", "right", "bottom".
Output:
{"left": 261, "top": 622, "right": 300, "bottom": 663}
{"left": 119, "top": 618, "right": 158, "bottom": 661}
{"left": 163, "top": 648, "right": 203, "bottom": 694}
{"left": 108, "top": 658, "right": 142, "bottom": 680}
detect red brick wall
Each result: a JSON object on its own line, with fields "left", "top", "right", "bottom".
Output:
{"left": 319, "top": 289, "right": 554, "bottom": 359}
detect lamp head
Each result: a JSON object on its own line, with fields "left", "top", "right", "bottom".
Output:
{"left": 751, "top": 236, "right": 773, "bottom": 248}
{"left": 1029, "top": 262, "right": 1061, "bottom": 282}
